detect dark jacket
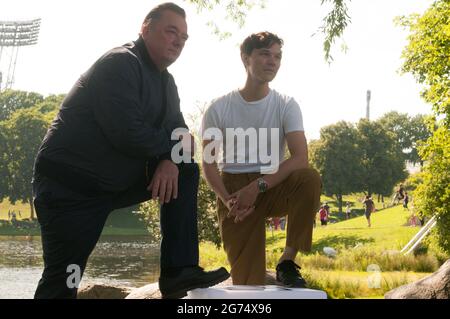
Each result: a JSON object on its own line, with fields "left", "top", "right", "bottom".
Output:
{"left": 34, "top": 36, "right": 188, "bottom": 195}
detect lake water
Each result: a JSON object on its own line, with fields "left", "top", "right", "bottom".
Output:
{"left": 0, "top": 235, "right": 160, "bottom": 299}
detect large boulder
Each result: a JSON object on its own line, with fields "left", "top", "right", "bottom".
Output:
{"left": 385, "top": 259, "right": 450, "bottom": 299}
{"left": 77, "top": 283, "right": 134, "bottom": 299}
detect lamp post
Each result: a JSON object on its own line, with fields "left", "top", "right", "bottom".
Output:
{"left": 0, "top": 18, "right": 41, "bottom": 91}
{"left": 366, "top": 89, "right": 371, "bottom": 120}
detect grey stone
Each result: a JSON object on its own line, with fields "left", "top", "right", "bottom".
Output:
{"left": 77, "top": 283, "right": 134, "bottom": 299}
{"left": 385, "top": 259, "right": 450, "bottom": 299}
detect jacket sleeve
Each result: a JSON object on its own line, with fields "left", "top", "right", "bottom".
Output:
{"left": 89, "top": 53, "right": 172, "bottom": 159}
{"left": 158, "top": 75, "right": 190, "bottom": 163}
{"left": 165, "top": 74, "right": 189, "bottom": 134}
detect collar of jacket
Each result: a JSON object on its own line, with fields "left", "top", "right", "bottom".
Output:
{"left": 134, "top": 36, "right": 169, "bottom": 79}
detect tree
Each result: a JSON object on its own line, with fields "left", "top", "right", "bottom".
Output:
{"left": 407, "top": 114, "right": 434, "bottom": 166}
{"left": 377, "top": 111, "right": 432, "bottom": 166}
{"left": 3, "top": 108, "right": 49, "bottom": 219}
{"left": 399, "top": 0, "right": 450, "bottom": 253}
{"left": 398, "top": 0, "right": 450, "bottom": 125}
{"left": 356, "top": 119, "right": 407, "bottom": 197}
{"left": 309, "top": 121, "right": 363, "bottom": 213}
{"left": 139, "top": 104, "right": 221, "bottom": 246}
{"left": 0, "top": 124, "right": 8, "bottom": 202}
{"left": 0, "top": 89, "right": 43, "bottom": 121}
{"left": 185, "top": 0, "right": 350, "bottom": 62}
{"left": 138, "top": 169, "right": 221, "bottom": 246}
{"left": 414, "top": 127, "right": 450, "bottom": 253}
{"left": 34, "top": 94, "right": 65, "bottom": 115}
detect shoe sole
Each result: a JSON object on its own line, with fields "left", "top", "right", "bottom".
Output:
{"left": 276, "top": 280, "right": 307, "bottom": 289}
{"left": 161, "top": 272, "right": 230, "bottom": 299}
{"left": 276, "top": 276, "right": 307, "bottom": 289}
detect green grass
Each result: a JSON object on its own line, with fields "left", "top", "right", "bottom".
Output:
{"left": 100, "top": 225, "right": 149, "bottom": 236}
{"left": 0, "top": 198, "right": 149, "bottom": 236}
{"left": 0, "top": 220, "right": 150, "bottom": 236}
{"left": 0, "top": 198, "right": 32, "bottom": 220}
{"left": 310, "top": 205, "right": 417, "bottom": 251}
{"left": 199, "top": 203, "right": 444, "bottom": 299}
{"left": 302, "top": 270, "right": 431, "bottom": 299}
{"left": 319, "top": 193, "right": 393, "bottom": 223}
{"left": 201, "top": 205, "right": 434, "bottom": 271}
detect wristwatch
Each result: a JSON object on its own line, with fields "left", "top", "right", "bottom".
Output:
{"left": 257, "top": 177, "right": 268, "bottom": 193}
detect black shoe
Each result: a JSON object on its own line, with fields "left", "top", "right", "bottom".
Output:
{"left": 159, "top": 266, "right": 230, "bottom": 299}
{"left": 276, "top": 260, "right": 307, "bottom": 288}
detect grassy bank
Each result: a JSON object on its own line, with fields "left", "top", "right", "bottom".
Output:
{"left": 0, "top": 198, "right": 31, "bottom": 220}
{"left": 0, "top": 198, "right": 149, "bottom": 236}
{"left": 0, "top": 221, "right": 150, "bottom": 236}
{"left": 199, "top": 204, "right": 446, "bottom": 299}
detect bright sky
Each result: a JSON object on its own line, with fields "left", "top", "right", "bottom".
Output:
{"left": 1, "top": 0, "right": 432, "bottom": 140}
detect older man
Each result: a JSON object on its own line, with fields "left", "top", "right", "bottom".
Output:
{"left": 32, "top": 2, "right": 229, "bottom": 299}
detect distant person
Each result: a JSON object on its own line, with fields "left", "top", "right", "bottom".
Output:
{"left": 409, "top": 212, "right": 419, "bottom": 227}
{"left": 418, "top": 212, "right": 426, "bottom": 227}
{"left": 11, "top": 211, "right": 17, "bottom": 226}
{"left": 403, "top": 192, "right": 409, "bottom": 210}
{"left": 280, "top": 217, "right": 286, "bottom": 231}
{"left": 345, "top": 202, "right": 351, "bottom": 220}
{"left": 319, "top": 206, "right": 328, "bottom": 226}
{"left": 273, "top": 217, "right": 280, "bottom": 230}
{"left": 363, "top": 195, "right": 375, "bottom": 227}
{"left": 8, "top": 209, "right": 11, "bottom": 220}
{"left": 393, "top": 184, "right": 405, "bottom": 205}
{"left": 323, "top": 202, "right": 330, "bottom": 213}
{"left": 398, "top": 184, "right": 405, "bottom": 200}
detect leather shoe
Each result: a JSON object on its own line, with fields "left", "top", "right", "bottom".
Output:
{"left": 159, "top": 266, "right": 230, "bottom": 299}
{"left": 276, "top": 260, "right": 307, "bottom": 288}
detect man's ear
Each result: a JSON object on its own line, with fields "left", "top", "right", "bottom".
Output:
{"left": 140, "top": 22, "right": 150, "bottom": 36}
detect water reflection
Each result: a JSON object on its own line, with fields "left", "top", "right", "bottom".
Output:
{"left": 0, "top": 235, "right": 161, "bottom": 299}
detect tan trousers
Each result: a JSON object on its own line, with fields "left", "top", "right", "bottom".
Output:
{"left": 217, "top": 168, "right": 322, "bottom": 285}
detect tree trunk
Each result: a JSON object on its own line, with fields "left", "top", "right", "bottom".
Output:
{"left": 337, "top": 194, "right": 343, "bottom": 214}
{"left": 29, "top": 196, "right": 35, "bottom": 220}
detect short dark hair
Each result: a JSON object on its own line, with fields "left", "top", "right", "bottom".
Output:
{"left": 240, "top": 31, "right": 283, "bottom": 56}
{"left": 143, "top": 2, "right": 186, "bottom": 25}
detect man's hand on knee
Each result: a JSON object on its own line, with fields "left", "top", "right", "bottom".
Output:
{"left": 227, "top": 183, "right": 258, "bottom": 223}
{"left": 147, "top": 160, "right": 179, "bottom": 204}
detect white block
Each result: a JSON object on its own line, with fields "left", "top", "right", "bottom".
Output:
{"left": 186, "top": 285, "right": 327, "bottom": 299}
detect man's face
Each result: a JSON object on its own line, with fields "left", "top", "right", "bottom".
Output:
{"left": 243, "top": 43, "right": 282, "bottom": 83}
{"left": 142, "top": 10, "right": 188, "bottom": 70}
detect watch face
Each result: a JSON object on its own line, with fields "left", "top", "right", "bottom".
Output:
{"left": 258, "top": 178, "right": 267, "bottom": 193}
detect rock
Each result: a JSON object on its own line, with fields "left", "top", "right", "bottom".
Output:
{"left": 125, "top": 283, "right": 161, "bottom": 299}
{"left": 125, "top": 271, "right": 279, "bottom": 299}
{"left": 385, "top": 259, "right": 450, "bottom": 299}
{"left": 77, "top": 283, "right": 134, "bottom": 299}
{"left": 323, "top": 247, "right": 337, "bottom": 258}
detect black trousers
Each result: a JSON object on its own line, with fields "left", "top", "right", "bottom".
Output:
{"left": 32, "top": 162, "right": 200, "bottom": 299}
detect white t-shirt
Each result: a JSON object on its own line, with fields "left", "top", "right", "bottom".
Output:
{"left": 201, "top": 89, "right": 304, "bottom": 173}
